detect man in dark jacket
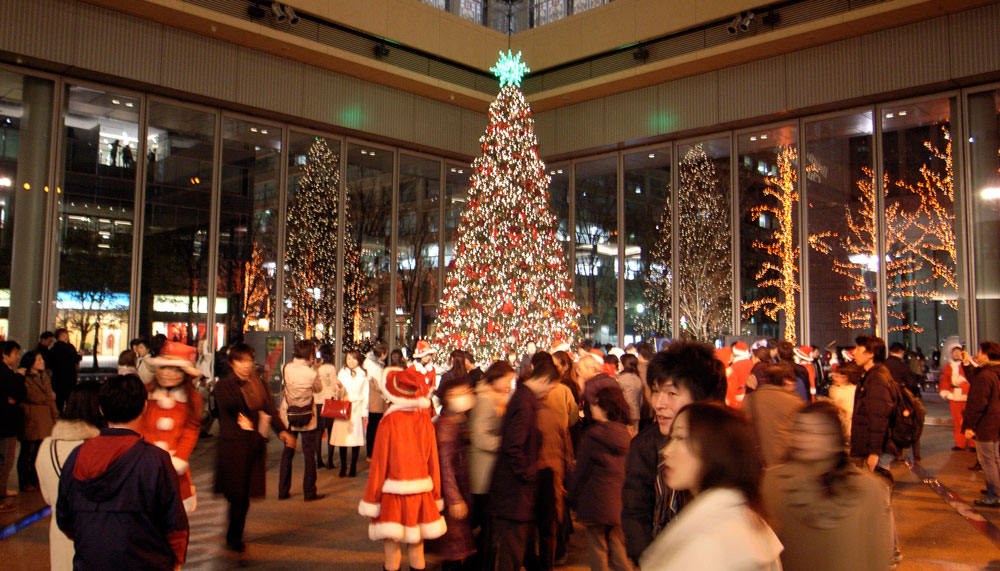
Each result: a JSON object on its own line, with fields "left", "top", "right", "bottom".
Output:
{"left": 489, "top": 360, "right": 558, "bottom": 571}
{"left": 962, "top": 341, "right": 1000, "bottom": 507}
{"left": 620, "top": 340, "right": 727, "bottom": 563}
{"left": 850, "top": 335, "right": 898, "bottom": 476}
{"left": 48, "top": 328, "right": 81, "bottom": 411}
{"left": 886, "top": 342, "right": 921, "bottom": 398}
{"left": 0, "top": 340, "right": 26, "bottom": 512}
{"left": 57, "top": 374, "right": 188, "bottom": 569}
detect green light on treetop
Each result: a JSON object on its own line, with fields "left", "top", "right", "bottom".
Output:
{"left": 490, "top": 50, "right": 529, "bottom": 87}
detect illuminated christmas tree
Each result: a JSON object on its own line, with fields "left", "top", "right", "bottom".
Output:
{"left": 743, "top": 145, "right": 799, "bottom": 341}
{"left": 241, "top": 241, "right": 271, "bottom": 331}
{"left": 639, "top": 202, "right": 672, "bottom": 338}
{"left": 677, "top": 145, "right": 732, "bottom": 342}
{"left": 285, "top": 138, "right": 367, "bottom": 343}
{"left": 433, "top": 51, "right": 580, "bottom": 361}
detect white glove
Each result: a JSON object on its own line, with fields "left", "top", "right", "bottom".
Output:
{"left": 170, "top": 454, "right": 189, "bottom": 475}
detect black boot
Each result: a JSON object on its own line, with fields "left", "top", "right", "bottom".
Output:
{"left": 349, "top": 446, "right": 360, "bottom": 477}
{"left": 339, "top": 447, "right": 348, "bottom": 477}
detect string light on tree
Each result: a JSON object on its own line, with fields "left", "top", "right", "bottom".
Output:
{"left": 242, "top": 241, "right": 271, "bottom": 331}
{"left": 433, "top": 52, "right": 580, "bottom": 362}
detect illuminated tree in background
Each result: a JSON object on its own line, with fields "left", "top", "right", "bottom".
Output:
{"left": 241, "top": 241, "right": 271, "bottom": 331}
{"left": 640, "top": 202, "right": 671, "bottom": 337}
{"left": 743, "top": 145, "right": 799, "bottom": 341}
{"left": 434, "top": 51, "right": 580, "bottom": 361}
{"left": 677, "top": 145, "right": 731, "bottom": 342}
{"left": 810, "top": 125, "right": 956, "bottom": 333}
{"left": 285, "top": 138, "right": 367, "bottom": 343}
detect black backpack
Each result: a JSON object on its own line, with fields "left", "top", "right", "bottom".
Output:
{"left": 889, "top": 381, "right": 925, "bottom": 450}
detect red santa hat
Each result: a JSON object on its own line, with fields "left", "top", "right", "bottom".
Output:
{"left": 413, "top": 340, "right": 437, "bottom": 359}
{"left": 731, "top": 341, "right": 750, "bottom": 361}
{"left": 714, "top": 346, "right": 733, "bottom": 365}
{"left": 384, "top": 368, "right": 431, "bottom": 410}
{"left": 794, "top": 345, "right": 814, "bottom": 363}
{"left": 551, "top": 335, "right": 571, "bottom": 353}
{"left": 144, "top": 341, "right": 202, "bottom": 377}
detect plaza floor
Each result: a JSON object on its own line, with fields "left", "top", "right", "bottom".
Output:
{"left": 2, "top": 394, "right": 1000, "bottom": 570}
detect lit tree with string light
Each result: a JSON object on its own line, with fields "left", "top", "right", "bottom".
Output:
{"left": 433, "top": 51, "right": 580, "bottom": 362}
{"left": 241, "top": 241, "right": 271, "bottom": 332}
{"left": 639, "top": 202, "right": 671, "bottom": 338}
{"left": 742, "top": 145, "right": 799, "bottom": 341}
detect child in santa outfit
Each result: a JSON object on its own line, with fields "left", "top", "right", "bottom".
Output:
{"left": 139, "top": 340, "right": 204, "bottom": 513}
{"left": 410, "top": 340, "right": 438, "bottom": 416}
{"left": 359, "top": 368, "right": 446, "bottom": 571}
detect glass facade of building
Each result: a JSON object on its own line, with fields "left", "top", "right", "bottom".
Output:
{"left": 3, "top": 64, "right": 998, "bottom": 369}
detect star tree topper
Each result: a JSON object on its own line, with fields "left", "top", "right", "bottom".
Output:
{"left": 490, "top": 50, "right": 530, "bottom": 87}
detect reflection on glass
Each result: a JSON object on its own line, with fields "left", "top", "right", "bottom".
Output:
{"left": 624, "top": 147, "right": 670, "bottom": 345}
{"left": 739, "top": 126, "right": 799, "bottom": 341}
{"left": 676, "top": 139, "right": 732, "bottom": 344}
{"left": 347, "top": 144, "right": 392, "bottom": 347}
{"left": 218, "top": 118, "right": 280, "bottom": 345}
{"left": 575, "top": 156, "right": 618, "bottom": 346}
{"left": 57, "top": 85, "right": 138, "bottom": 369}
{"left": 397, "top": 154, "right": 441, "bottom": 348}
{"left": 139, "top": 102, "right": 215, "bottom": 349}
{"left": 967, "top": 90, "right": 1000, "bottom": 342}
{"left": 881, "top": 99, "right": 959, "bottom": 353}
{"left": 547, "top": 164, "right": 571, "bottom": 267}
{"left": 804, "top": 112, "right": 875, "bottom": 347}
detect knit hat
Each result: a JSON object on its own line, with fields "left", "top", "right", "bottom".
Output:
{"left": 144, "top": 341, "right": 202, "bottom": 377}
{"left": 383, "top": 368, "right": 431, "bottom": 409}
{"left": 731, "top": 341, "right": 751, "bottom": 361}
{"left": 794, "top": 345, "right": 814, "bottom": 363}
{"left": 413, "top": 340, "right": 437, "bottom": 359}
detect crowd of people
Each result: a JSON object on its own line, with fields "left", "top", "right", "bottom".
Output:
{"left": 3, "top": 326, "right": 1000, "bottom": 571}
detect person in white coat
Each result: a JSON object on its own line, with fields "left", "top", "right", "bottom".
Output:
{"left": 35, "top": 381, "right": 104, "bottom": 571}
{"left": 640, "top": 402, "right": 783, "bottom": 571}
{"left": 315, "top": 344, "right": 339, "bottom": 469}
{"left": 332, "top": 350, "right": 369, "bottom": 477}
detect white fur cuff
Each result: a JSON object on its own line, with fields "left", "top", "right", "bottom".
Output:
{"left": 171, "top": 455, "right": 189, "bottom": 475}
{"left": 436, "top": 498, "right": 444, "bottom": 512}
{"left": 358, "top": 500, "right": 381, "bottom": 518}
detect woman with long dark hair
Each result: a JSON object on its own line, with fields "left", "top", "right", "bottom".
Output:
{"left": 331, "top": 350, "right": 368, "bottom": 477}
{"left": 639, "top": 402, "right": 782, "bottom": 570}
{"left": 315, "top": 344, "right": 337, "bottom": 468}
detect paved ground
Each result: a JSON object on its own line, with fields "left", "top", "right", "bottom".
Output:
{"left": 3, "top": 393, "right": 1000, "bottom": 570}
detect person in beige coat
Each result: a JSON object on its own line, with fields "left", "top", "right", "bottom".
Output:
{"left": 36, "top": 381, "right": 104, "bottom": 571}
{"left": 762, "top": 401, "right": 892, "bottom": 571}
{"left": 743, "top": 364, "right": 805, "bottom": 467}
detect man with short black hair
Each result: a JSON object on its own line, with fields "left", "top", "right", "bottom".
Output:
{"left": 962, "top": 341, "right": 1000, "bottom": 507}
{"left": 35, "top": 331, "right": 55, "bottom": 368}
{"left": 0, "top": 340, "right": 25, "bottom": 512}
{"left": 850, "top": 335, "right": 897, "bottom": 474}
{"left": 886, "top": 342, "right": 921, "bottom": 398}
{"left": 49, "top": 328, "right": 81, "bottom": 411}
{"left": 620, "top": 340, "right": 726, "bottom": 563}
{"left": 57, "top": 375, "right": 188, "bottom": 569}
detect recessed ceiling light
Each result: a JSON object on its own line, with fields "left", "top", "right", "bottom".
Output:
{"left": 760, "top": 134, "right": 768, "bottom": 140}
{"left": 111, "top": 99, "right": 120, "bottom": 105}
{"left": 886, "top": 113, "right": 894, "bottom": 119}
{"left": 648, "top": 153, "right": 655, "bottom": 158}
{"left": 750, "top": 136, "right": 758, "bottom": 142}
{"left": 898, "top": 111, "right": 907, "bottom": 116}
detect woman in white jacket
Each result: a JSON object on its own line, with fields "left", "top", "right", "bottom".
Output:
{"left": 35, "top": 381, "right": 104, "bottom": 571}
{"left": 331, "top": 350, "right": 369, "bottom": 477}
{"left": 640, "top": 402, "right": 783, "bottom": 571}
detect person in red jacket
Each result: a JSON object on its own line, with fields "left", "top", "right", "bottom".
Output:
{"left": 728, "top": 341, "right": 753, "bottom": 409}
{"left": 359, "top": 368, "right": 445, "bottom": 571}
{"left": 940, "top": 345, "right": 973, "bottom": 450}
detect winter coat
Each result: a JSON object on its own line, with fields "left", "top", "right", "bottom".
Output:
{"left": 569, "top": 421, "right": 630, "bottom": 526}
{"left": 762, "top": 461, "right": 891, "bottom": 571}
{"left": 427, "top": 412, "right": 475, "bottom": 560}
{"left": 962, "top": 363, "right": 1000, "bottom": 441}
{"left": 583, "top": 372, "right": 620, "bottom": 410}
{"left": 213, "top": 371, "right": 288, "bottom": 501}
{"left": 36, "top": 420, "right": 100, "bottom": 571}
{"left": 828, "top": 383, "right": 856, "bottom": 439}
{"left": 278, "top": 358, "right": 321, "bottom": 432}
{"left": 617, "top": 372, "right": 643, "bottom": 424}
{"left": 48, "top": 341, "right": 80, "bottom": 396}
{"left": 538, "top": 388, "right": 574, "bottom": 520}
{"left": 885, "top": 355, "right": 921, "bottom": 398}
{"left": 364, "top": 353, "right": 387, "bottom": 414}
{"left": 639, "top": 488, "right": 783, "bottom": 571}
{"left": 140, "top": 382, "right": 203, "bottom": 508}
{"left": 489, "top": 383, "right": 541, "bottom": 522}
{"left": 21, "top": 369, "right": 58, "bottom": 441}
{"left": 469, "top": 385, "right": 505, "bottom": 495}
{"left": 728, "top": 358, "right": 754, "bottom": 408}
{"left": 0, "top": 362, "right": 26, "bottom": 438}
{"left": 56, "top": 428, "right": 189, "bottom": 570}
{"left": 331, "top": 366, "right": 369, "bottom": 446}
{"left": 621, "top": 422, "right": 667, "bottom": 561}
{"left": 850, "top": 364, "right": 898, "bottom": 458}
{"left": 743, "top": 384, "right": 804, "bottom": 467}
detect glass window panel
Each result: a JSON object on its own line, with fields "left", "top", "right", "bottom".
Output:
{"left": 217, "top": 118, "right": 280, "bottom": 346}
{"left": 547, "top": 163, "right": 571, "bottom": 267}
{"left": 445, "top": 163, "right": 471, "bottom": 269}
{"left": 968, "top": 90, "right": 1000, "bottom": 343}
{"left": 574, "top": 156, "right": 618, "bottom": 347}
{"left": 804, "top": 112, "right": 876, "bottom": 347}
{"left": 397, "top": 154, "right": 441, "bottom": 348}
{"left": 676, "top": 138, "right": 732, "bottom": 344}
{"left": 57, "top": 85, "right": 138, "bottom": 369}
{"left": 624, "top": 146, "right": 670, "bottom": 345}
{"left": 139, "top": 102, "right": 215, "bottom": 350}
{"left": 347, "top": 143, "right": 393, "bottom": 347}
{"left": 0, "top": 71, "right": 54, "bottom": 345}
{"left": 881, "top": 98, "right": 961, "bottom": 353}
{"left": 738, "top": 125, "right": 799, "bottom": 342}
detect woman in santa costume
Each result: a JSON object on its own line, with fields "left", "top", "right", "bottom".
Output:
{"left": 359, "top": 367, "right": 446, "bottom": 571}
{"left": 139, "top": 340, "right": 204, "bottom": 513}
{"left": 940, "top": 344, "right": 974, "bottom": 451}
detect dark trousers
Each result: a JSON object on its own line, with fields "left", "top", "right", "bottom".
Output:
{"left": 226, "top": 497, "right": 250, "bottom": 545}
{"left": 493, "top": 517, "right": 533, "bottom": 571}
{"left": 524, "top": 468, "right": 558, "bottom": 571}
{"left": 471, "top": 493, "right": 494, "bottom": 570}
{"left": 16, "top": 439, "right": 41, "bottom": 489}
{"left": 278, "top": 428, "right": 320, "bottom": 498}
{"left": 366, "top": 412, "right": 383, "bottom": 458}
{"left": 339, "top": 446, "right": 360, "bottom": 476}
{"left": 315, "top": 405, "right": 334, "bottom": 466}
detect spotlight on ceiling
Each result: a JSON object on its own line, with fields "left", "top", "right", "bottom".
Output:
{"left": 739, "top": 11, "right": 755, "bottom": 32}
{"left": 284, "top": 4, "right": 299, "bottom": 24}
{"left": 633, "top": 46, "right": 650, "bottom": 62}
{"left": 374, "top": 42, "right": 390, "bottom": 59}
{"left": 271, "top": 2, "right": 287, "bottom": 23}
{"left": 727, "top": 14, "right": 741, "bottom": 35}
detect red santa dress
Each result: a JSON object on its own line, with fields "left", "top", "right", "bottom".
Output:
{"left": 940, "top": 360, "right": 972, "bottom": 449}
{"left": 359, "top": 368, "right": 446, "bottom": 543}
{"left": 140, "top": 382, "right": 202, "bottom": 512}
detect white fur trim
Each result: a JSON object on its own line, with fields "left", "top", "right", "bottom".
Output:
{"left": 810, "top": 387, "right": 817, "bottom": 395}
{"left": 436, "top": 498, "right": 444, "bottom": 512}
{"left": 419, "top": 517, "right": 447, "bottom": 540}
{"left": 358, "top": 500, "right": 381, "bottom": 518}
{"left": 553, "top": 343, "right": 570, "bottom": 352}
{"left": 940, "top": 390, "right": 951, "bottom": 400}
{"left": 183, "top": 489, "right": 196, "bottom": 513}
{"left": 155, "top": 416, "right": 175, "bottom": 431}
{"left": 171, "top": 455, "right": 188, "bottom": 475}
{"left": 368, "top": 517, "right": 447, "bottom": 542}
{"left": 385, "top": 397, "right": 431, "bottom": 414}
{"left": 382, "top": 477, "right": 433, "bottom": 495}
